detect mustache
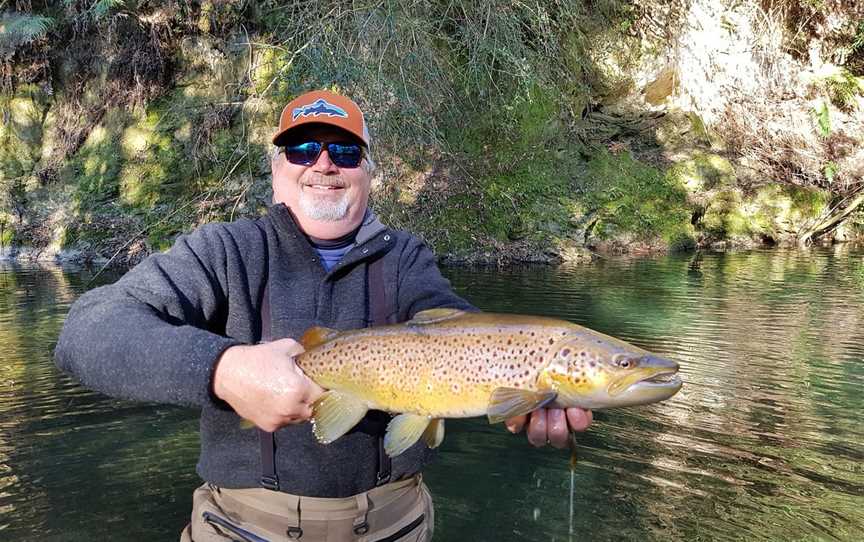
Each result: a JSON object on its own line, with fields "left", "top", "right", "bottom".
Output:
{"left": 302, "top": 174, "right": 346, "bottom": 188}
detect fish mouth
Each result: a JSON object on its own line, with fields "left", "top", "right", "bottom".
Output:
{"left": 618, "top": 368, "right": 682, "bottom": 405}
{"left": 630, "top": 370, "right": 682, "bottom": 389}
{"left": 605, "top": 354, "right": 683, "bottom": 407}
{"left": 640, "top": 368, "right": 681, "bottom": 384}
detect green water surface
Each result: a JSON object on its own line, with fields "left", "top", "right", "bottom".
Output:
{"left": 1, "top": 247, "right": 862, "bottom": 541}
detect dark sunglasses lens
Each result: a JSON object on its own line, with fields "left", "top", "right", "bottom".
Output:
{"left": 327, "top": 143, "right": 363, "bottom": 168}
{"left": 285, "top": 142, "right": 322, "bottom": 165}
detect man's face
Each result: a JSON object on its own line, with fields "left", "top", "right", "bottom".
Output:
{"left": 272, "top": 125, "right": 371, "bottom": 237}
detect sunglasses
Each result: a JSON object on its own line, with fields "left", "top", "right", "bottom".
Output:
{"left": 283, "top": 141, "right": 365, "bottom": 168}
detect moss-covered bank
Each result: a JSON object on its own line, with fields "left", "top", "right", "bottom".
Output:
{"left": 1, "top": 1, "right": 862, "bottom": 266}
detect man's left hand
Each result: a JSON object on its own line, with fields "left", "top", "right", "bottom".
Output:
{"left": 505, "top": 408, "right": 593, "bottom": 448}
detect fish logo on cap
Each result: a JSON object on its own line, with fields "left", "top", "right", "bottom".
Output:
{"left": 292, "top": 99, "right": 349, "bottom": 121}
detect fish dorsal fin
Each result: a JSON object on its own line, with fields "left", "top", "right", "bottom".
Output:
{"left": 487, "top": 388, "right": 558, "bottom": 424}
{"left": 310, "top": 390, "right": 368, "bottom": 444}
{"left": 384, "top": 413, "right": 432, "bottom": 457}
{"left": 300, "top": 326, "right": 340, "bottom": 349}
{"left": 409, "top": 308, "right": 466, "bottom": 325}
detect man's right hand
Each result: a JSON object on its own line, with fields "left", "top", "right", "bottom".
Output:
{"left": 212, "top": 338, "right": 325, "bottom": 432}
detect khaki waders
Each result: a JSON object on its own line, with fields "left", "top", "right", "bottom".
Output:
{"left": 179, "top": 475, "right": 433, "bottom": 542}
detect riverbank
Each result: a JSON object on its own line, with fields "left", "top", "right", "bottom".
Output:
{"left": 1, "top": 1, "right": 862, "bottom": 265}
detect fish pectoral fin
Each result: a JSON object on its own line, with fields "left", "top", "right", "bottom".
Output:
{"left": 310, "top": 391, "right": 368, "bottom": 444}
{"left": 422, "top": 418, "right": 445, "bottom": 449}
{"left": 408, "top": 308, "right": 466, "bottom": 324}
{"left": 486, "top": 388, "right": 558, "bottom": 424}
{"left": 384, "top": 413, "right": 432, "bottom": 457}
{"left": 300, "top": 326, "right": 340, "bottom": 349}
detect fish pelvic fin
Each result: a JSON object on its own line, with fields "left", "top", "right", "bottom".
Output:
{"left": 486, "top": 387, "right": 558, "bottom": 424}
{"left": 422, "top": 418, "right": 445, "bottom": 449}
{"left": 310, "top": 390, "right": 368, "bottom": 444}
{"left": 408, "top": 308, "right": 466, "bottom": 324}
{"left": 384, "top": 413, "right": 432, "bottom": 457}
{"left": 301, "top": 326, "right": 340, "bottom": 349}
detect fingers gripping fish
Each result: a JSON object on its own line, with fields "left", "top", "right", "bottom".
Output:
{"left": 297, "top": 308, "right": 682, "bottom": 457}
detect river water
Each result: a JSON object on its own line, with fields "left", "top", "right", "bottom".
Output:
{"left": 1, "top": 247, "right": 862, "bottom": 541}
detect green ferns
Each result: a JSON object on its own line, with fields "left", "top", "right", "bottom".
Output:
{"left": 0, "top": 13, "right": 52, "bottom": 58}
{"left": 822, "top": 68, "right": 864, "bottom": 111}
{"left": 89, "top": 0, "right": 125, "bottom": 20}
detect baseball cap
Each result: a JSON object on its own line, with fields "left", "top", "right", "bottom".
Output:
{"left": 272, "top": 90, "right": 370, "bottom": 148}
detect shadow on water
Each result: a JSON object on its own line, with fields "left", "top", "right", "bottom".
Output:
{"left": 1, "top": 246, "right": 863, "bottom": 540}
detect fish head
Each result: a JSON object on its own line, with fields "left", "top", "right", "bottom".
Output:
{"left": 537, "top": 331, "right": 682, "bottom": 409}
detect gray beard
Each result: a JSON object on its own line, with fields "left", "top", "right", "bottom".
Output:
{"left": 298, "top": 190, "right": 350, "bottom": 222}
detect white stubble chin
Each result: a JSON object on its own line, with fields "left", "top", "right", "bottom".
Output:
{"left": 298, "top": 177, "right": 350, "bottom": 222}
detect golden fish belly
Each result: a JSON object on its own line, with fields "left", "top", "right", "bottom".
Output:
{"left": 298, "top": 321, "right": 571, "bottom": 418}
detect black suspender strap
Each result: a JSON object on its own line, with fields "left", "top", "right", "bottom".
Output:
{"left": 257, "top": 254, "right": 392, "bottom": 491}
{"left": 369, "top": 256, "right": 388, "bottom": 328}
{"left": 368, "top": 256, "right": 392, "bottom": 486}
{"left": 258, "top": 282, "right": 280, "bottom": 491}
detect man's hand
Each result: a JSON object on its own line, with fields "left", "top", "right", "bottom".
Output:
{"left": 212, "top": 338, "right": 325, "bottom": 432}
{"left": 505, "top": 408, "right": 593, "bottom": 448}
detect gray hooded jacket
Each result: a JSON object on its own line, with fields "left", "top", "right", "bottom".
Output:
{"left": 54, "top": 203, "right": 473, "bottom": 497}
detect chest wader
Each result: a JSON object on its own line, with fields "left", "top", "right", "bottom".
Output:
{"left": 257, "top": 257, "right": 392, "bottom": 538}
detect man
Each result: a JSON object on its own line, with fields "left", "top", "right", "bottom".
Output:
{"left": 54, "top": 90, "right": 593, "bottom": 541}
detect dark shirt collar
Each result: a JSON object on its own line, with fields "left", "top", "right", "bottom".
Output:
{"left": 306, "top": 228, "right": 358, "bottom": 249}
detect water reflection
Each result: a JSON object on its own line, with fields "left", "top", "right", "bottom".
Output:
{"left": 1, "top": 248, "right": 862, "bottom": 541}
{"left": 432, "top": 248, "right": 864, "bottom": 541}
{"left": 0, "top": 263, "right": 201, "bottom": 540}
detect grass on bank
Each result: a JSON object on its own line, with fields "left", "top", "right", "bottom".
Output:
{"left": 2, "top": 1, "right": 862, "bottom": 261}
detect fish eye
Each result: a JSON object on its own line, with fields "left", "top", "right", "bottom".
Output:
{"left": 615, "top": 358, "right": 634, "bottom": 369}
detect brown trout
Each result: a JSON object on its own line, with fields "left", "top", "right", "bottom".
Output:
{"left": 298, "top": 308, "right": 682, "bottom": 457}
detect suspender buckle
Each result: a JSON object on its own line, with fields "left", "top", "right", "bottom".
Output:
{"left": 376, "top": 470, "right": 391, "bottom": 486}
{"left": 260, "top": 474, "right": 280, "bottom": 491}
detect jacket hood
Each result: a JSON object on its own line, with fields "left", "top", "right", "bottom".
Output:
{"left": 356, "top": 208, "right": 387, "bottom": 246}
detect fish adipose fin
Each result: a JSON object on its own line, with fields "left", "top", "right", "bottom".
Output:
{"left": 408, "top": 308, "right": 466, "bottom": 325}
{"left": 311, "top": 391, "right": 368, "bottom": 444}
{"left": 422, "top": 418, "right": 445, "bottom": 449}
{"left": 301, "top": 326, "right": 340, "bottom": 349}
{"left": 486, "top": 388, "right": 558, "bottom": 424}
{"left": 384, "top": 413, "right": 432, "bottom": 456}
